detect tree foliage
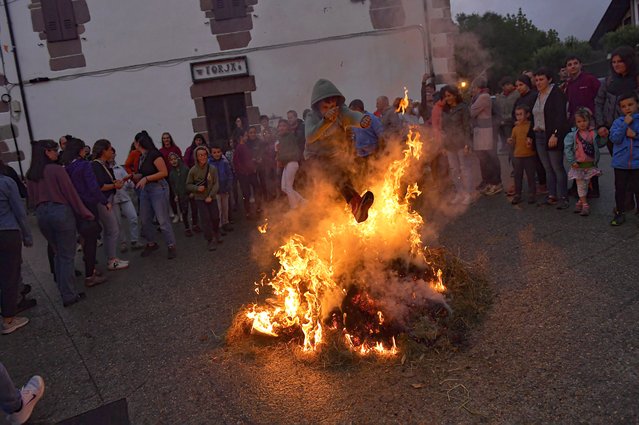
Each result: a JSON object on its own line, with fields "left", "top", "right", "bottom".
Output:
{"left": 601, "top": 25, "right": 639, "bottom": 53}
{"left": 454, "top": 9, "right": 601, "bottom": 88}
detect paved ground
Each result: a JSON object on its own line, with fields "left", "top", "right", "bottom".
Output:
{"left": 1, "top": 154, "right": 638, "bottom": 425}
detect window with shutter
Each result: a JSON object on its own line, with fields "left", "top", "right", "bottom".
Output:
{"left": 213, "top": 0, "right": 246, "bottom": 20}
{"left": 41, "top": 0, "right": 78, "bottom": 42}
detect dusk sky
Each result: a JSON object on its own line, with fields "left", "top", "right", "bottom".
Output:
{"left": 450, "top": 0, "right": 611, "bottom": 41}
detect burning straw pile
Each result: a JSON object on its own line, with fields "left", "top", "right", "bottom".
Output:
{"left": 227, "top": 126, "right": 492, "bottom": 361}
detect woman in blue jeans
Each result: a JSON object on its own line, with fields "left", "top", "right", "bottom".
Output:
{"left": 133, "top": 131, "right": 177, "bottom": 259}
{"left": 532, "top": 68, "right": 570, "bottom": 209}
{"left": 26, "top": 140, "right": 95, "bottom": 307}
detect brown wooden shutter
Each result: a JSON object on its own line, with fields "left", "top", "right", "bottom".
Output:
{"left": 57, "top": 0, "right": 78, "bottom": 41}
{"left": 41, "top": 0, "right": 63, "bottom": 42}
{"left": 41, "top": 0, "right": 77, "bottom": 42}
{"left": 213, "top": 0, "right": 245, "bottom": 20}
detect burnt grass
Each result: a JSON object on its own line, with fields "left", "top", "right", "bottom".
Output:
{"left": 225, "top": 247, "right": 492, "bottom": 366}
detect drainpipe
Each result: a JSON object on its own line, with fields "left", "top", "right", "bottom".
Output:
{"left": 3, "top": 0, "right": 35, "bottom": 178}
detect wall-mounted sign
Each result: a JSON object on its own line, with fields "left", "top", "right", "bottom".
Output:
{"left": 191, "top": 56, "right": 249, "bottom": 82}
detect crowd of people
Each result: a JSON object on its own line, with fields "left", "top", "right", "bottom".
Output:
{"left": 1, "top": 43, "right": 639, "bottom": 423}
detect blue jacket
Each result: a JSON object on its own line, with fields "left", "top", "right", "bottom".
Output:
{"left": 609, "top": 113, "right": 639, "bottom": 169}
{"left": 353, "top": 111, "right": 383, "bottom": 157}
{"left": 209, "top": 156, "right": 234, "bottom": 193}
{"left": 563, "top": 128, "right": 606, "bottom": 166}
{"left": 0, "top": 175, "right": 32, "bottom": 244}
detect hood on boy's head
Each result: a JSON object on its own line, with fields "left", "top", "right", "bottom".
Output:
{"left": 311, "top": 79, "right": 345, "bottom": 108}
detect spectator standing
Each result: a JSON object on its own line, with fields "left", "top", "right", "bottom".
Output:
{"left": 168, "top": 152, "right": 193, "bottom": 237}
{"left": 187, "top": 146, "right": 221, "bottom": 251}
{"left": 495, "top": 77, "right": 519, "bottom": 152}
{"left": 159, "top": 132, "right": 183, "bottom": 222}
{"left": 532, "top": 67, "right": 570, "bottom": 209}
{"left": 348, "top": 99, "right": 383, "bottom": 162}
{"left": 27, "top": 140, "right": 94, "bottom": 306}
{"left": 234, "top": 129, "right": 262, "bottom": 218}
{"left": 134, "top": 132, "right": 177, "bottom": 259}
{"left": 376, "top": 95, "right": 402, "bottom": 147}
{"left": 111, "top": 150, "right": 141, "bottom": 251}
{"left": 470, "top": 78, "right": 502, "bottom": 195}
{"left": 276, "top": 119, "right": 305, "bottom": 209}
{"left": 92, "top": 139, "right": 129, "bottom": 271}
{"left": 0, "top": 174, "right": 33, "bottom": 334}
{"left": 508, "top": 105, "right": 536, "bottom": 205}
{"left": 209, "top": 146, "right": 234, "bottom": 232}
{"left": 287, "top": 110, "right": 306, "bottom": 161}
{"left": 183, "top": 134, "right": 206, "bottom": 232}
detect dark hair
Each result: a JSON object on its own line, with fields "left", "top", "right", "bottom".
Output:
{"left": 129, "top": 142, "right": 136, "bottom": 152}
{"left": 302, "top": 108, "right": 311, "bottom": 120}
{"left": 515, "top": 74, "right": 533, "bottom": 89}
{"left": 135, "top": 131, "right": 157, "bottom": 151}
{"left": 574, "top": 107, "right": 593, "bottom": 124}
{"left": 259, "top": 115, "right": 269, "bottom": 121}
{"left": 565, "top": 55, "right": 581, "bottom": 65}
{"left": 348, "top": 99, "right": 365, "bottom": 111}
{"left": 618, "top": 91, "right": 638, "bottom": 104}
{"left": 210, "top": 145, "right": 223, "bottom": 152}
{"left": 533, "top": 67, "right": 554, "bottom": 81}
{"left": 498, "top": 76, "right": 514, "bottom": 87}
{"left": 440, "top": 85, "right": 462, "bottom": 108}
{"left": 287, "top": 110, "right": 297, "bottom": 117}
{"left": 92, "top": 139, "right": 112, "bottom": 159}
{"left": 191, "top": 133, "right": 206, "bottom": 148}
{"left": 278, "top": 118, "right": 290, "bottom": 127}
{"left": 161, "top": 132, "right": 175, "bottom": 148}
{"left": 26, "top": 140, "right": 58, "bottom": 181}
{"left": 234, "top": 128, "right": 247, "bottom": 144}
{"left": 514, "top": 104, "right": 531, "bottom": 114}
{"left": 610, "top": 45, "right": 637, "bottom": 77}
{"left": 59, "top": 137, "right": 86, "bottom": 165}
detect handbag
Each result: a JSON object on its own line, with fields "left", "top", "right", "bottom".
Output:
{"left": 577, "top": 131, "right": 595, "bottom": 158}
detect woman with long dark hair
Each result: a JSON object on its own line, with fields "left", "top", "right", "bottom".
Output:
{"left": 27, "top": 140, "right": 95, "bottom": 306}
{"left": 92, "top": 139, "right": 129, "bottom": 271}
{"left": 59, "top": 138, "right": 109, "bottom": 286}
{"left": 159, "top": 132, "right": 183, "bottom": 221}
{"left": 133, "top": 131, "right": 177, "bottom": 259}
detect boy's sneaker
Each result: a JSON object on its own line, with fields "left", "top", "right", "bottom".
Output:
{"left": 172, "top": 215, "right": 180, "bottom": 224}
{"left": 107, "top": 258, "right": 129, "bottom": 271}
{"left": 6, "top": 375, "right": 45, "bottom": 425}
{"left": 485, "top": 184, "right": 503, "bottom": 196}
{"left": 573, "top": 201, "right": 583, "bottom": 214}
{"left": 511, "top": 195, "right": 522, "bottom": 205}
{"left": 610, "top": 211, "right": 625, "bottom": 226}
{"left": 141, "top": 244, "right": 159, "bottom": 257}
{"left": 1, "top": 317, "right": 29, "bottom": 335}
{"left": 130, "top": 241, "right": 143, "bottom": 250}
{"left": 580, "top": 204, "right": 590, "bottom": 216}
{"left": 167, "top": 245, "right": 177, "bottom": 260}
{"left": 350, "top": 191, "right": 374, "bottom": 223}
{"left": 84, "top": 274, "right": 107, "bottom": 287}
{"left": 556, "top": 198, "right": 569, "bottom": 210}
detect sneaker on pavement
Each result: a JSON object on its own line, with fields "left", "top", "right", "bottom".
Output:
{"left": 350, "top": 191, "right": 374, "bottom": 223}
{"left": 107, "top": 258, "right": 129, "bottom": 271}
{"left": 485, "top": 184, "right": 503, "bottom": 196}
{"left": 172, "top": 215, "right": 180, "bottom": 224}
{"left": 130, "top": 241, "right": 144, "bottom": 251}
{"left": 84, "top": 274, "right": 107, "bottom": 288}
{"left": 7, "top": 375, "right": 45, "bottom": 425}
{"left": 580, "top": 204, "right": 590, "bottom": 216}
{"left": 573, "top": 201, "right": 583, "bottom": 214}
{"left": 1, "top": 317, "right": 29, "bottom": 335}
{"left": 610, "top": 211, "right": 625, "bottom": 226}
{"left": 556, "top": 198, "right": 570, "bottom": 210}
{"left": 141, "top": 243, "right": 159, "bottom": 257}
{"left": 167, "top": 245, "right": 177, "bottom": 260}
{"left": 511, "top": 195, "right": 522, "bottom": 205}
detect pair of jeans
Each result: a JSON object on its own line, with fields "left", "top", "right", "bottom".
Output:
{"left": 36, "top": 202, "right": 79, "bottom": 304}
{"left": 535, "top": 132, "right": 567, "bottom": 198}
{"left": 195, "top": 199, "right": 220, "bottom": 241}
{"left": 78, "top": 219, "right": 100, "bottom": 278}
{"left": 613, "top": 168, "right": 639, "bottom": 212}
{"left": 446, "top": 149, "right": 474, "bottom": 195}
{"left": 475, "top": 149, "right": 502, "bottom": 186}
{"left": 0, "top": 230, "right": 21, "bottom": 318}
{"left": 0, "top": 362, "right": 21, "bottom": 414}
{"left": 512, "top": 156, "right": 537, "bottom": 196}
{"left": 113, "top": 200, "right": 139, "bottom": 244}
{"left": 281, "top": 161, "right": 305, "bottom": 209}
{"left": 97, "top": 200, "right": 120, "bottom": 260}
{"left": 139, "top": 181, "right": 176, "bottom": 247}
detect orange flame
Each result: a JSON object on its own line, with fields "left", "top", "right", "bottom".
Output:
{"left": 258, "top": 220, "right": 268, "bottom": 234}
{"left": 396, "top": 87, "right": 409, "bottom": 114}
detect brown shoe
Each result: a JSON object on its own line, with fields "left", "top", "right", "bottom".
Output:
{"left": 85, "top": 274, "right": 107, "bottom": 287}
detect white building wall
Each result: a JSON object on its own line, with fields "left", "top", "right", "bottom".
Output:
{"left": 0, "top": 0, "right": 445, "bottom": 165}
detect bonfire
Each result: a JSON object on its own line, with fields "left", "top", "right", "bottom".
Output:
{"left": 231, "top": 100, "right": 491, "bottom": 358}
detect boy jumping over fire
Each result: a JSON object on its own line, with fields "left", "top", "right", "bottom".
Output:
{"left": 304, "top": 79, "right": 374, "bottom": 222}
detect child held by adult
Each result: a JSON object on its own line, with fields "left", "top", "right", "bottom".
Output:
{"left": 564, "top": 108, "right": 606, "bottom": 216}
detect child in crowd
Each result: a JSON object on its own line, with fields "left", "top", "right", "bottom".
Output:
{"left": 507, "top": 105, "right": 536, "bottom": 205}
{"left": 111, "top": 149, "right": 141, "bottom": 251}
{"left": 168, "top": 152, "right": 193, "bottom": 236}
{"left": 304, "top": 79, "right": 373, "bottom": 222}
{"left": 609, "top": 92, "right": 639, "bottom": 226}
{"left": 564, "top": 108, "right": 605, "bottom": 216}
{"left": 187, "top": 146, "right": 221, "bottom": 251}
{"left": 276, "top": 118, "right": 305, "bottom": 209}
{"left": 209, "top": 146, "right": 234, "bottom": 233}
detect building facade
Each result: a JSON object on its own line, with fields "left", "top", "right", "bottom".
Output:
{"left": 0, "top": 0, "right": 456, "bottom": 169}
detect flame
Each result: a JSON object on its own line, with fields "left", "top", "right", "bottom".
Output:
{"left": 246, "top": 90, "right": 445, "bottom": 356}
{"left": 433, "top": 268, "right": 446, "bottom": 293}
{"left": 258, "top": 220, "right": 268, "bottom": 234}
{"left": 396, "top": 86, "right": 409, "bottom": 114}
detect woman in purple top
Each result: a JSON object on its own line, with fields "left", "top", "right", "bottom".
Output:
{"left": 26, "top": 140, "right": 95, "bottom": 307}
